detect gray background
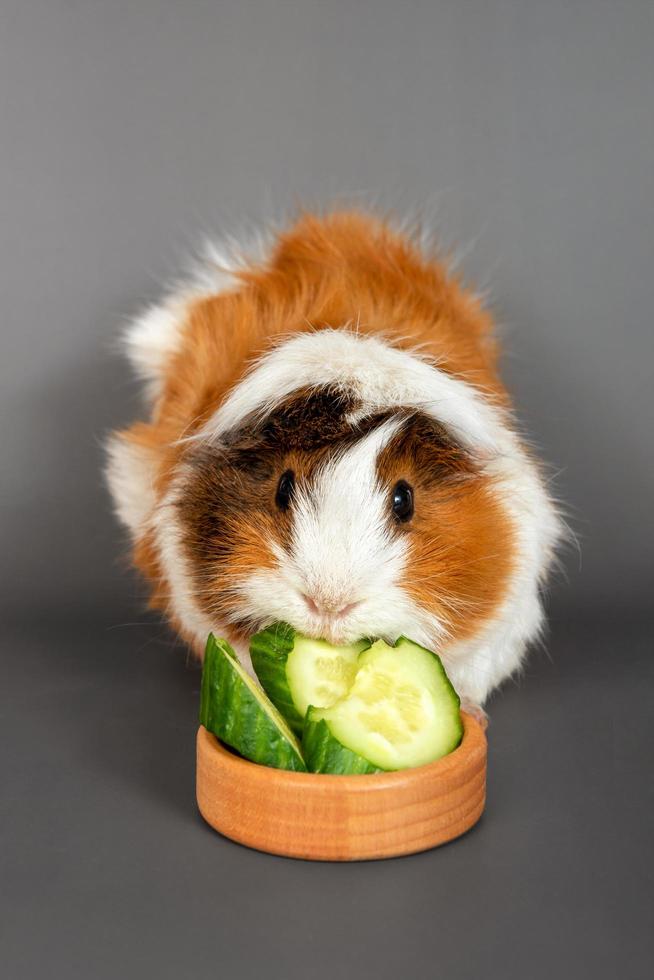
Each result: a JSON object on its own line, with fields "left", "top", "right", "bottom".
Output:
{"left": 1, "top": 2, "right": 652, "bottom": 978}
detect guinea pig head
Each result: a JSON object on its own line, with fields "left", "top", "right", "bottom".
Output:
{"left": 172, "top": 386, "right": 515, "bottom": 654}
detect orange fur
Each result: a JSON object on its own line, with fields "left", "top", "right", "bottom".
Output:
{"left": 403, "top": 480, "right": 513, "bottom": 642}
{"left": 375, "top": 417, "right": 515, "bottom": 642}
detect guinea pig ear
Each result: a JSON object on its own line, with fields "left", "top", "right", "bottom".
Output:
{"left": 104, "top": 428, "right": 161, "bottom": 539}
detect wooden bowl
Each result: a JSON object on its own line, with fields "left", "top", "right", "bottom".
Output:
{"left": 196, "top": 711, "right": 486, "bottom": 861}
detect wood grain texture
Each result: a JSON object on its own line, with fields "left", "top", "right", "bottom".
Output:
{"left": 196, "top": 711, "right": 487, "bottom": 861}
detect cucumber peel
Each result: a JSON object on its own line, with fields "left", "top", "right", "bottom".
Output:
{"left": 302, "top": 637, "right": 463, "bottom": 773}
{"left": 250, "top": 623, "right": 369, "bottom": 736}
{"left": 199, "top": 633, "right": 306, "bottom": 772}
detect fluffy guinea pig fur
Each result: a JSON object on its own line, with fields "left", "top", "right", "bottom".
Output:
{"left": 106, "top": 210, "right": 561, "bottom": 709}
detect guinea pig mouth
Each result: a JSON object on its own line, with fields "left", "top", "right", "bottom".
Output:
{"left": 301, "top": 609, "right": 364, "bottom": 646}
{"left": 311, "top": 623, "right": 357, "bottom": 645}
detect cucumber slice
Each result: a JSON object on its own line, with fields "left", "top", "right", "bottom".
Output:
{"left": 302, "top": 715, "right": 384, "bottom": 775}
{"left": 199, "top": 633, "right": 306, "bottom": 772}
{"left": 250, "top": 623, "right": 369, "bottom": 736}
{"left": 302, "top": 637, "right": 463, "bottom": 773}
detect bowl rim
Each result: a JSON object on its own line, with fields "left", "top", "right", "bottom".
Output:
{"left": 198, "top": 710, "right": 485, "bottom": 790}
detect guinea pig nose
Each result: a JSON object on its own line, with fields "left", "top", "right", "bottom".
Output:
{"left": 301, "top": 594, "right": 360, "bottom": 619}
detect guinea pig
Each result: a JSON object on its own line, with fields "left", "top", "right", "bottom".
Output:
{"left": 105, "top": 209, "right": 562, "bottom": 711}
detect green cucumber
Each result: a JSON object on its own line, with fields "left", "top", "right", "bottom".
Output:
{"left": 302, "top": 637, "right": 463, "bottom": 773}
{"left": 302, "top": 716, "right": 384, "bottom": 774}
{"left": 250, "top": 623, "right": 369, "bottom": 735}
{"left": 199, "top": 633, "right": 306, "bottom": 772}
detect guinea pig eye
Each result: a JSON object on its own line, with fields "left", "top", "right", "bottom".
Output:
{"left": 391, "top": 480, "right": 414, "bottom": 522}
{"left": 275, "top": 470, "right": 295, "bottom": 511}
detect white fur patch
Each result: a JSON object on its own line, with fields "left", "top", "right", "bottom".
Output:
{"left": 192, "top": 329, "right": 503, "bottom": 452}
{"left": 192, "top": 229, "right": 275, "bottom": 292}
{"left": 105, "top": 433, "right": 159, "bottom": 538}
{"left": 123, "top": 298, "right": 188, "bottom": 400}
{"left": 122, "top": 232, "right": 274, "bottom": 402}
